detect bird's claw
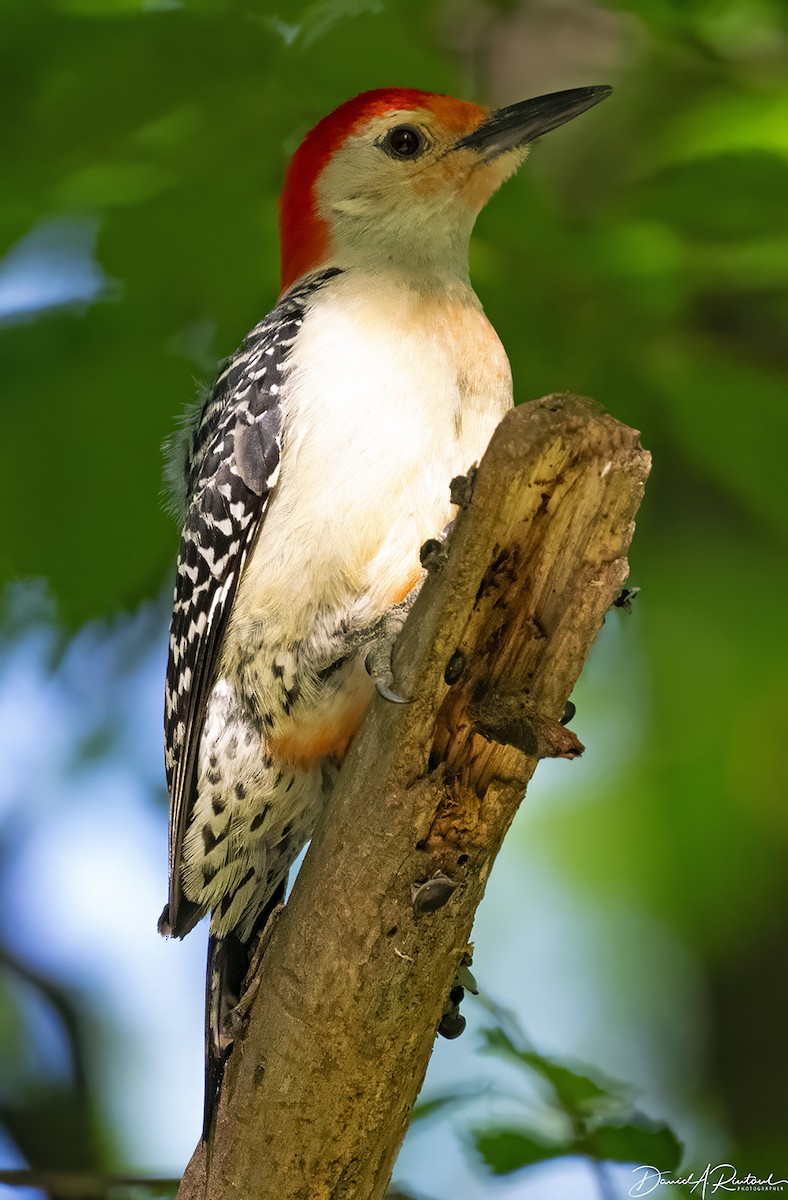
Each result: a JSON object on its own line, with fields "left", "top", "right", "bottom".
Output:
{"left": 375, "top": 675, "right": 412, "bottom": 705}
{"left": 362, "top": 596, "right": 418, "bottom": 704}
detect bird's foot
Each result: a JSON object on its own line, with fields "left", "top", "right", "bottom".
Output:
{"left": 420, "top": 503, "right": 463, "bottom": 575}
{"left": 363, "top": 595, "right": 418, "bottom": 704}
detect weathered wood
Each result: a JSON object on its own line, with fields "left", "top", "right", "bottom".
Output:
{"left": 177, "top": 393, "right": 651, "bottom": 1200}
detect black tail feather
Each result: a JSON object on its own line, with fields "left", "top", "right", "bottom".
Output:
{"left": 202, "top": 880, "right": 287, "bottom": 1140}
{"left": 203, "top": 930, "right": 245, "bottom": 1140}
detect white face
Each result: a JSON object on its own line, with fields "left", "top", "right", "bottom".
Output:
{"left": 315, "top": 107, "right": 527, "bottom": 279}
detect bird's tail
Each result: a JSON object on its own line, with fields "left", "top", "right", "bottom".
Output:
{"left": 203, "top": 880, "right": 287, "bottom": 1139}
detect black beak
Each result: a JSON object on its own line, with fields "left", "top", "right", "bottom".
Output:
{"left": 455, "top": 85, "right": 612, "bottom": 157}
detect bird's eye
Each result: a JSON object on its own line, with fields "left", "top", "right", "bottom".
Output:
{"left": 382, "top": 125, "right": 425, "bottom": 159}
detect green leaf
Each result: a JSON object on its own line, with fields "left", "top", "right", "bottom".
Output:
{"left": 584, "top": 1118, "right": 683, "bottom": 1171}
{"left": 478, "top": 1027, "right": 613, "bottom": 1113}
{"left": 520, "top": 1056, "right": 611, "bottom": 1112}
{"left": 477, "top": 1024, "right": 525, "bottom": 1062}
{"left": 473, "top": 1129, "right": 572, "bottom": 1175}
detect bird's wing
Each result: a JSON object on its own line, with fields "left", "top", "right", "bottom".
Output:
{"left": 162, "top": 270, "right": 341, "bottom": 937}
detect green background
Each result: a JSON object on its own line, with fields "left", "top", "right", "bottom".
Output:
{"left": 1, "top": 0, "right": 786, "bottom": 1195}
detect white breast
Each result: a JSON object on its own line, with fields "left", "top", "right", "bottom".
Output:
{"left": 226, "top": 270, "right": 513, "bottom": 648}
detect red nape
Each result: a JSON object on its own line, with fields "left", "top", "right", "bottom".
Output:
{"left": 278, "top": 88, "right": 486, "bottom": 293}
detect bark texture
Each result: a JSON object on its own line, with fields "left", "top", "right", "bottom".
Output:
{"left": 177, "top": 393, "right": 651, "bottom": 1200}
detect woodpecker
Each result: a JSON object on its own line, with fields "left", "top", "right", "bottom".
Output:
{"left": 161, "top": 83, "right": 611, "bottom": 1132}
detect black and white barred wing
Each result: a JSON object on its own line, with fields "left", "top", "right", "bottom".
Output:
{"left": 162, "top": 288, "right": 311, "bottom": 938}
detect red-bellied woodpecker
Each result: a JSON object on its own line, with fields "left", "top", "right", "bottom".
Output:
{"left": 160, "top": 83, "right": 612, "bottom": 1133}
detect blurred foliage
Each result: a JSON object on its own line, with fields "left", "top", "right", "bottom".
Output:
{"left": 0, "top": 947, "right": 108, "bottom": 1180}
{"left": 470, "top": 1022, "right": 681, "bottom": 1179}
{"left": 1, "top": 0, "right": 788, "bottom": 1193}
{"left": 0, "top": 1174, "right": 178, "bottom": 1200}
{"left": 409, "top": 1011, "right": 681, "bottom": 1192}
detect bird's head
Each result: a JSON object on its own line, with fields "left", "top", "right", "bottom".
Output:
{"left": 279, "top": 85, "right": 611, "bottom": 292}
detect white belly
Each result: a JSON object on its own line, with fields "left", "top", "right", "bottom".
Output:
{"left": 225, "top": 271, "right": 513, "bottom": 653}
